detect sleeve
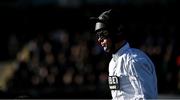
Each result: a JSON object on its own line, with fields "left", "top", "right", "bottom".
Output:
{"left": 126, "top": 58, "right": 157, "bottom": 99}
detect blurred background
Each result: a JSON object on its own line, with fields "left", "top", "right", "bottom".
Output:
{"left": 0, "top": 0, "right": 178, "bottom": 99}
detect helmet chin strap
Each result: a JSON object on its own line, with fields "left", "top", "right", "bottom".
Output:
{"left": 109, "top": 34, "right": 127, "bottom": 54}
{"left": 107, "top": 34, "right": 116, "bottom": 54}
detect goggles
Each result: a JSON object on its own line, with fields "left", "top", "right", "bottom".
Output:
{"left": 96, "top": 30, "right": 110, "bottom": 40}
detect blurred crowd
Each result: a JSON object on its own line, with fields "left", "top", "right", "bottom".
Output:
{"left": 4, "top": 29, "right": 111, "bottom": 98}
